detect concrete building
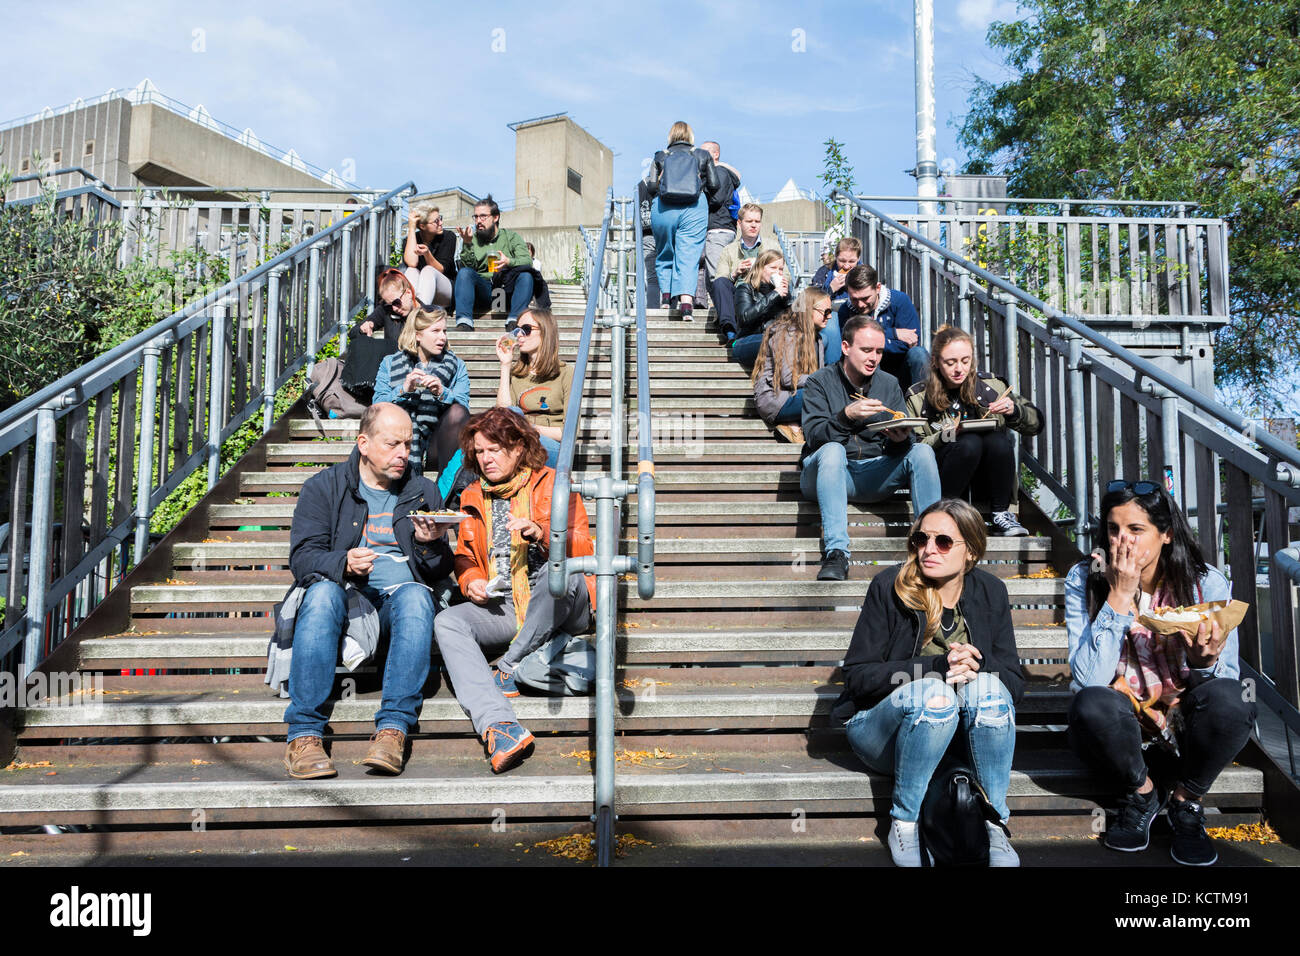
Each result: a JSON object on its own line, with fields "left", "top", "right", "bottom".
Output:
{"left": 0, "top": 80, "right": 349, "bottom": 203}
{"left": 500, "top": 113, "right": 613, "bottom": 229}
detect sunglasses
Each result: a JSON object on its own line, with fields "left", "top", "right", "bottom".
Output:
{"left": 514, "top": 323, "right": 539, "bottom": 336}
{"left": 816, "top": 307, "right": 835, "bottom": 318}
{"left": 909, "top": 531, "right": 963, "bottom": 553}
{"left": 386, "top": 292, "right": 409, "bottom": 309}
{"left": 1106, "top": 479, "right": 1160, "bottom": 496}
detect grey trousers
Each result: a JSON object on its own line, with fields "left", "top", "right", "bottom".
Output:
{"left": 433, "top": 570, "right": 592, "bottom": 736}
{"left": 642, "top": 232, "right": 660, "bottom": 304}
{"left": 696, "top": 228, "right": 736, "bottom": 303}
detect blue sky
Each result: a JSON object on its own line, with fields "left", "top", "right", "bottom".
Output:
{"left": 0, "top": 0, "right": 1020, "bottom": 204}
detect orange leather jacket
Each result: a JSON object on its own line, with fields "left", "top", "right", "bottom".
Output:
{"left": 454, "top": 467, "right": 597, "bottom": 610}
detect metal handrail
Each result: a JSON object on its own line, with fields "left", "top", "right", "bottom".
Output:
{"left": 548, "top": 187, "right": 656, "bottom": 865}
{"left": 833, "top": 191, "right": 1300, "bottom": 482}
{"left": 850, "top": 192, "right": 1202, "bottom": 212}
{"left": 0, "top": 182, "right": 414, "bottom": 441}
{"left": 1, "top": 182, "right": 413, "bottom": 675}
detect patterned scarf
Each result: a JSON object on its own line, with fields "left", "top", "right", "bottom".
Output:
{"left": 481, "top": 467, "right": 534, "bottom": 638}
{"left": 1110, "top": 583, "right": 1198, "bottom": 740}
{"left": 386, "top": 349, "right": 462, "bottom": 474}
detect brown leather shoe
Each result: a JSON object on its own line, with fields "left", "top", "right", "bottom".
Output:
{"left": 361, "top": 728, "right": 407, "bottom": 774}
{"left": 284, "top": 735, "right": 336, "bottom": 779}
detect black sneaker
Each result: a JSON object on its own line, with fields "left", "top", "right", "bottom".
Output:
{"left": 817, "top": 550, "right": 850, "bottom": 581}
{"left": 1168, "top": 797, "right": 1218, "bottom": 866}
{"left": 1103, "top": 787, "right": 1164, "bottom": 852}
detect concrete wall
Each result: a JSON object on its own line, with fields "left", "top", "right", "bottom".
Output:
{"left": 127, "top": 104, "right": 333, "bottom": 202}
{"left": 0, "top": 99, "right": 132, "bottom": 199}
{"left": 509, "top": 116, "right": 612, "bottom": 228}
{"left": 1, "top": 99, "right": 343, "bottom": 204}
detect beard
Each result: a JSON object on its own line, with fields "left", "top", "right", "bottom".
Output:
{"left": 475, "top": 221, "right": 498, "bottom": 242}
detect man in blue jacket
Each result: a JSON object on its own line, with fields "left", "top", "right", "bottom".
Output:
{"left": 823, "top": 264, "right": 930, "bottom": 390}
{"left": 282, "top": 403, "right": 454, "bottom": 779}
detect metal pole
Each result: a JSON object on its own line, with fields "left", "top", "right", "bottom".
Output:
{"left": 616, "top": 200, "right": 629, "bottom": 314}
{"left": 918, "top": 251, "right": 933, "bottom": 346}
{"left": 365, "top": 210, "right": 379, "bottom": 300}
{"left": 22, "top": 406, "right": 57, "bottom": 679}
{"left": 207, "top": 302, "right": 228, "bottom": 489}
{"left": 263, "top": 269, "right": 283, "bottom": 433}
{"left": 957, "top": 271, "right": 971, "bottom": 333}
{"left": 1161, "top": 393, "right": 1181, "bottom": 503}
{"left": 339, "top": 226, "right": 353, "bottom": 357}
{"left": 134, "top": 340, "right": 164, "bottom": 564}
{"left": 913, "top": 0, "right": 939, "bottom": 223}
{"left": 306, "top": 243, "right": 322, "bottom": 376}
{"left": 1003, "top": 299, "right": 1020, "bottom": 490}
{"left": 584, "top": 474, "right": 632, "bottom": 867}
{"left": 1066, "top": 333, "right": 1089, "bottom": 543}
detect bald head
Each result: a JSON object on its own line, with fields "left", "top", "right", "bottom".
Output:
{"left": 357, "top": 403, "right": 413, "bottom": 488}
{"left": 701, "top": 141, "right": 720, "bottom": 162}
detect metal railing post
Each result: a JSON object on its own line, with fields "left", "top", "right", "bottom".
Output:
{"left": 616, "top": 200, "right": 629, "bottom": 314}
{"left": 22, "top": 405, "right": 58, "bottom": 679}
{"left": 208, "top": 302, "right": 228, "bottom": 489}
{"left": 365, "top": 210, "right": 379, "bottom": 296}
{"left": 583, "top": 474, "right": 633, "bottom": 867}
{"left": 339, "top": 225, "right": 354, "bottom": 357}
{"left": 1065, "top": 331, "right": 1089, "bottom": 543}
{"left": 133, "top": 339, "right": 166, "bottom": 564}
{"left": 263, "top": 269, "right": 284, "bottom": 433}
{"left": 306, "top": 243, "right": 322, "bottom": 375}
{"left": 1160, "top": 392, "right": 1182, "bottom": 502}
{"left": 957, "top": 270, "right": 971, "bottom": 333}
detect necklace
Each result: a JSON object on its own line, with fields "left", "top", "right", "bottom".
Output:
{"left": 940, "top": 607, "right": 957, "bottom": 636}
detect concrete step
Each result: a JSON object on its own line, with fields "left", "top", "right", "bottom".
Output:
{"left": 78, "top": 625, "right": 1074, "bottom": 669}
{"left": 0, "top": 751, "right": 1263, "bottom": 826}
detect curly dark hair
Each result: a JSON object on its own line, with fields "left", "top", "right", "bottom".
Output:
{"left": 458, "top": 407, "right": 549, "bottom": 477}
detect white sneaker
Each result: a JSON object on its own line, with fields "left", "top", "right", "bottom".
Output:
{"left": 888, "top": 818, "right": 927, "bottom": 867}
{"left": 991, "top": 510, "right": 1029, "bottom": 537}
{"left": 986, "top": 820, "right": 1020, "bottom": 867}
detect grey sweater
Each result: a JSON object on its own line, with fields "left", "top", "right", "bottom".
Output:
{"left": 753, "top": 324, "right": 827, "bottom": 426}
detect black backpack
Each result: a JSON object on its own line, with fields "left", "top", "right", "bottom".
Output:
{"left": 658, "top": 146, "right": 703, "bottom": 205}
{"left": 918, "top": 758, "right": 1004, "bottom": 867}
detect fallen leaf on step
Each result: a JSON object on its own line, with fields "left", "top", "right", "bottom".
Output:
{"left": 284, "top": 845, "right": 298, "bottom": 851}
{"left": 191, "top": 759, "right": 210, "bottom": 765}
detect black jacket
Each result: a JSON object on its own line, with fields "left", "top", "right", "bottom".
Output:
{"left": 647, "top": 143, "right": 721, "bottom": 205}
{"left": 707, "top": 161, "right": 741, "bottom": 232}
{"left": 734, "top": 281, "right": 792, "bottom": 337}
{"left": 800, "top": 361, "right": 909, "bottom": 462}
{"left": 288, "top": 446, "right": 454, "bottom": 587}
{"left": 833, "top": 564, "right": 1026, "bottom": 720}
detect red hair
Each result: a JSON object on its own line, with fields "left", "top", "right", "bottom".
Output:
{"left": 458, "top": 407, "right": 550, "bottom": 476}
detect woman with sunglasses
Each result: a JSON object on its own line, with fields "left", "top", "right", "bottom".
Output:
{"left": 729, "top": 250, "right": 794, "bottom": 367}
{"left": 832, "top": 498, "right": 1025, "bottom": 867}
{"left": 372, "top": 307, "right": 470, "bottom": 493}
{"left": 751, "top": 287, "right": 833, "bottom": 445}
{"left": 494, "top": 307, "right": 570, "bottom": 468}
{"left": 402, "top": 203, "right": 456, "bottom": 307}
{"left": 1065, "top": 479, "right": 1253, "bottom": 866}
{"left": 905, "top": 325, "right": 1043, "bottom": 537}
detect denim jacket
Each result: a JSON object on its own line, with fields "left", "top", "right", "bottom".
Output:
{"left": 1064, "top": 562, "right": 1239, "bottom": 692}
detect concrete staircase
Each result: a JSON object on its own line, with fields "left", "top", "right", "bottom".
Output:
{"left": 0, "top": 283, "right": 1276, "bottom": 864}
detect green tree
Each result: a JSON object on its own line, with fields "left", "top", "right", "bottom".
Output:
{"left": 957, "top": 1, "right": 1300, "bottom": 413}
{"left": 820, "top": 137, "right": 856, "bottom": 224}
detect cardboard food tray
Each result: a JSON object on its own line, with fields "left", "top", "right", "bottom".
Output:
{"left": 1138, "top": 598, "right": 1250, "bottom": 635}
{"left": 865, "top": 416, "right": 929, "bottom": 434}
{"left": 959, "top": 418, "right": 1002, "bottom": 432}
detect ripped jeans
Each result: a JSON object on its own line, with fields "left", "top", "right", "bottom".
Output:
{"left": 844, "top": 673, "right": 1016, "bottom": 822}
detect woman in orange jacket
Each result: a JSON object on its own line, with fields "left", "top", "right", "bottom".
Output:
{"left": 433, "top": 407, "right": 595, "bottom": 773}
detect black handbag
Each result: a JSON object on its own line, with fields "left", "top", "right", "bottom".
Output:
{"left": 918, "top": 755, "right": 1004, "bottom": 867}
{"left": 340, "top": 333, "right": 394, "bottom": 403}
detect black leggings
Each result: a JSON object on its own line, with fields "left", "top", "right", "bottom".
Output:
{"left": 933, "top": 429, "right": 1016, "bottom": 511}
{"left": 1067, "top": 681, "right": 1255, "bottom": 799}
{"left": 410, "top": 402, "right": 470, "bottom": 477}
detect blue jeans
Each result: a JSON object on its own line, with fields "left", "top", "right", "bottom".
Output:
{"left": 283, "top": 580, "right": 436, "bottom": 740}
{"left": 506, "top": 405, "right": 559, "bottom": 468}
{"left": 650, "top": 195, "right": 707, "bottom": 299}
{"left": 729, "top": 332, "right": 763, "bottom": 366}
{"left": 798, "top": 441, "right": 941, "bottom": 554}
{"left": 774, "top": 392, "right": 803, "bottom": 424}
{"left": 453, "top": 269, "right": 534, "bottom": 325}
{"left": 845, "top": 673, "right": 1016, "bottom": 821}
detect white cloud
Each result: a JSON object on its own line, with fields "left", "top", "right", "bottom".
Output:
{"left": 955, "top": 0, "right": 1019, "bottom": 31}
